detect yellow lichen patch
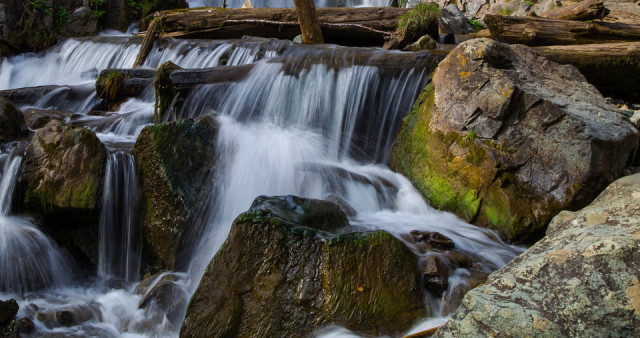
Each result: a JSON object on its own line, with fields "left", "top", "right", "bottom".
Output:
{"left": 626, "top": 279, "right": 640, "bottom": 314}
{"left": 499, "top": 87, "right": 513, "bottom": 99}
{"left": 459, "top": 71, "right": 472, "bottom": 79}
{"left": 457, "top": 54, "right": 467, "bottom": 66}
{"left": 532, "top": 315, "right": 552, "bottom": 331}
{"left": 546, "top": 249, "right": 570, "bottom": 264}
{"left": 357, "top": 284, "right": 365, "bottom": 292}
{"left": 584, "top": 212, "right": 609, "bottom": 226}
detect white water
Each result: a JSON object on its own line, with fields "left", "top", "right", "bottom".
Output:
{"left": 0, "top": 36, "right": 524, "bottom": 337}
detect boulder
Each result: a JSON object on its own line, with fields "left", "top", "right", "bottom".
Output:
{"left": 0, "top": 299, "right": 18, "bottom": 324}
{"left": 23, "top": 108, "right": 73, "bottom": 130}
{"left": 0, "top": 97, "right": 28, "bottom": 142}
{"left": 435, "top": 173, "right": 640, "bottom": 337}
{"left": 439, "top": 4, "right": 474, "bottom": 35}
{"left": 64, "top": 7, "right": 98, "bottom": 36}
{"left": 133, "top": 115, "right": 218, "bottom": 272}
{"left": 390, "top": 38, "right": 639, "bottom": 242}
{"left": 180, "top": 195, "right": 424, "bottom": 337}
{"left": 135, "top": 273, "right": 188, "bottom": 326}
{"left": 19, "top": 120, "right": 107, "bottom": 268}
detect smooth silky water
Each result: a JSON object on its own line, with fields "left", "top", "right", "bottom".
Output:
{"left": 0, "top": 31, "right": 524, "bottom": 336}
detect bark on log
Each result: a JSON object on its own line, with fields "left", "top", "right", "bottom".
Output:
{"left": 540, "top": 0, "right": 609, "bottom": 21}
{"left": 534, "top": 42, "right": 640, "bottom": 97}
{"left": 133, "top": 16, "right": 165, "bottom": 68}
{"left": 138, "top": 7, "right": 408, "bottom": 47}
{"left": 485, "top": 14, "right": 640, "bottom": 46}
{"left": 294, "top": 0, "right": 324, "bottom": 44}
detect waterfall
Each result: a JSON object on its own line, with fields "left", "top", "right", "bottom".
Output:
{"left": 98, "top": 152, "right": 141, "bottom": 285}
{"left": 0, "top": 151, "right": 75, "bottom": 294}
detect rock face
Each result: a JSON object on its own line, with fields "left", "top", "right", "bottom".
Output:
{"left": 0, "top": 97, "right": 28, "bottom": 142}
{"left": 133, "top": 116, "right": 218, "bottom": 272}
{"left": 64, "top": 7, "right": 98, "bottom": 36}
{"left": 180, "top": 195, "right": 424, "bottom": 337}
{"left": 433, "top": 0, "right": 557, "bottom": 20}
{"left": 439, "top": 4, "right": 474, "bottom": 34}
{"left": 19, "top": 120, "right": 107, "bottom": 268}
{"left": 435, "top": 173, "right": 640, "bottom": 337}
{"left": 390, "top": 38, "right": 639, "bottom": 242}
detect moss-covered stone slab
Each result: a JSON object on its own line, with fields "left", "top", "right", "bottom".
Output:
{"left": 180, "top": 195, "right": 424, "bottom": 337}
{"left": 435, "top": 173, "right": 640, "bottom": 337}
{"left": 133, "top": 115, "right": 218, "bottom": 272}
{"left": 390, "top": 38, "right": 639, "bottom": 242}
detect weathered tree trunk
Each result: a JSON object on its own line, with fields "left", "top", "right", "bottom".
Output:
{"left": 485, "top": 14, "right": 640, "bottom": 46}
{"left": 133, "top": 16, "right": 165, "bottom": 68}
{"left": 540, "top": 0, "right": 609, "bottom": 21}
{"left": 294, "top": 0, "right": 324, "bottom": 44}
{"left": 533, "top": 42, "right": 640, "bottom": 97}
{"left": 138, "top": 7, "right": 408, "bottom": 47}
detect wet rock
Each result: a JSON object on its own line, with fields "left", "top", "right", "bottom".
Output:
{"left": 421, "top": 255, "right": 450, "bottom": 296}
{"left": 325, "top": 195, "right": 357, "bottom": 217}
{"left": 133, "top": 116, "right": 218, "bottom": 272}
{"left": 249, "top": 195, "right": 349, "bottom": 232}
{"left": 56, "top": 310, "right": 74, "bottom": 326}
{"left": 439, "top": 4, "right": 474, "bottom": 34}
{"left": 16, "top": 317, "right": 35, "bottom": 334}
{"left": 19, "top": 120, "right": 107, "bottom": 269}
{"left": 0, "top": 97, "right": 28, "bottom": 142}
{"left": 181, "top": 195, "right": 425, "bottom": 337}
{"left": 390, "top": 38, "right": 639, "bottom": 242}
{"left": 135, "top": 273, "right": 187, "bottom": 327}
{"left": 64, "top": 7, "right": 98, "bottom": 36}
{"left": 0, "top": 299, "right": 18, "bottom": 324}
{"left": 410, "top": 230, "right": 455, "bottom": 250}
{"left": 435, "top": 173, "right": 640, "bottom": 337}
{"left": 23, "top": 108, "right": 73, "bottom": 130}
{"left": 441, "top": 270, "right": 489, "bottom": 315}
{"left": 406, "top": 34, "right": 440, "bottom": 51}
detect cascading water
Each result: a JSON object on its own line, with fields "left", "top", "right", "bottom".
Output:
{"left": 0, "top": 31, "right": 524, "bottom": 336}
{"left": 98, "top": 152, "right": 141, "bottom": 286}
{"left": 0, "top": 150, "right": 75, "bottom": 294}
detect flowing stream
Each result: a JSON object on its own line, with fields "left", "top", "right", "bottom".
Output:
{"left": 0, "top": 29, "right": 524, "bottom": 337}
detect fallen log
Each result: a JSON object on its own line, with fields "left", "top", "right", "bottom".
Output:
{"left": 95, "top": 68, "right": 156, "bottom": 108}
{"left": 534, "top": 42, "right": 640, "bottom": 97}
{"left": 540, "top": 0, "right": 609, "bottom": 21}
{"left": 485, "top": 14, "right": 640, "bottom": 46}
{"left": 0, "top": 85, "right": 94, "bottom": 107}
{"left": 294, "top": 0, "right": 323, "bottom": 44}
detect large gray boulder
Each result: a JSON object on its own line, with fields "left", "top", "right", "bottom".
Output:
{"left": 390, "top": 38, "right": 639, "bottom": 242}
{"left": 435, "top": 173, "right": 640, "bottom": 337}
{"left": 133, "top": 116, "right": 218, "bottom": 272}
{"left": 181, "top": 195, "right": 425, "bottom": 337}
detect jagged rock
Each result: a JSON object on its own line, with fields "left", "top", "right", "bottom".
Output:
{"left": 19, "top": 120, "right": 107, "bottom": 268}
{"left": 133, "top": 116, "right": 218, "bottom": 272}
{"left": 23, "top": 108, "right": 73, "bottom": 130}
{"left": 435, "top": 173, "right": 640, "bottom": 337}
{"left": 390, "top": 38, "right": 639, "bottom": 242}
{"left": 421, "top": 255, "right": 449, "bottom": 296}
{"left": 0, "top": 299, "right": 18, "bottom": 324}
{"left": 439, "top": 4, "right": 474, "bottom": 34}
{"left": 181, "top": 195, "right": 424, "bottom": 337}
{"left": 0, "top": 97, "right": 28, "bottom": 142}
{"left": 410, "top": 230, "right": 455, "bottom": 250}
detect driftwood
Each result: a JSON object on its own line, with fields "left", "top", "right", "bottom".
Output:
{"left": 534, "top": 42, "right": 640, "bottom": 96}
{"left": 485, "top": 14, "right": 640, "bottom": 46}
{"left": 294, "top": 0, "right": 323, "bottom": 44}
{"left": 133, "top": 16, "right": 165, "bottom": 68}
{"left": 540, "top": 0, "right": 609, "bottom": 21}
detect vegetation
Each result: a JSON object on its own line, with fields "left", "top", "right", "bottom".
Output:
{"left": 469, "top": 19, "right": 484, "bottom": 31}
{"left": 499, "top": 8, "right": 514, "bottom": 15}
{"left": 101, "top": 72, "right": 125, "bottom": 103}
{"left": 397, "top": 2, "right": 441, "bottom": 35}
{"left": 90, "top": 0, "right": 107, "bottom": 20}
{"left": 525, "top": 0, "right": 535, "bottom": 7}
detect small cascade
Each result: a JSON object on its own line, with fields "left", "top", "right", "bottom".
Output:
{"left": 0, "top": 151, "right": 75, "bottom": 294}
{"left": 98, "top": 152, "right": 141, "bottom": 285}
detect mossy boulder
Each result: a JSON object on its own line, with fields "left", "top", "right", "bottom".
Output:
{"left": 0, "top": 97, "right": 28, "bottom": 142}
{"left": 19, "top": 120, "right": 107, "bottom": 269}
{"left": 390, "top": 38, "right": 639, "bottom": 242}
{"left": 133, "top": 115, "right": 218, "bottom": 272}
{"left": 435, "top": 173, "right": 640, "bottom": 337}
{"left": 180, "top": 195, "right": 424, "bottom": 337}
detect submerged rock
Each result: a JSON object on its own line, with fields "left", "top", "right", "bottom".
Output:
{"left": 135, "top": 273, "right": 188, "bottom": 327}
{"left": 19, "top": 120, "right": 107, "bottom": 268}
{"left": 0, "top": 97, "right": 28, "bottom": 142}
{"left": 23, "top": 108, "right": 73, "bottom": 130}
{"left": 133, "top": 116, "right": 218, "bottom": 272}
{"left": 180, "top": 195, "right": 424, "bottom": 337}
{"left": 436, "top": 173, "right": 640, "bottom": 336}
{"left": 390, "top": 38, "right": 639, "bottom": 242}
